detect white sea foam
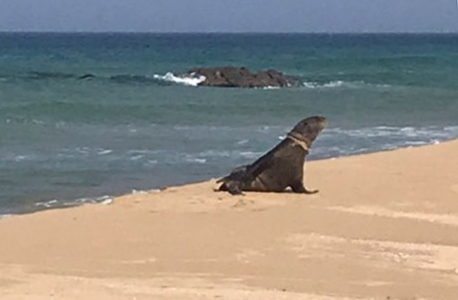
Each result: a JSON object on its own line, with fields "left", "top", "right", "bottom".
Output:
{"left": 97, "top": 149, "right": 113, "bottom": 155}
{"left": 0, "top": 214, "right": 12, "bottom": 220}
{"left": 131, "top": 189, "right": 162, "bottom": 195}
{"left": 236, "top": 139, "right": 249, "bottom": 145}
{"left": 313, "top": 125, "right": 458, "bottom": 160}
{"left": 444, "top": 126, "right": 458, "bottom": 131}
{"left": 302, "top": 80, "right": 391, "bottom": 90}
{"left": 198, "top": 150, "right": 232, "bottom": 158}
{"left": 326, "top": 126, "right": 457, "bottom": 140}
{"left": 186, "top": 158, "right": 207, "bottom": 164}
{"left": 130, "top": 155, "right": 145, "bottom": 161}
{"left": 132, "top": 189, "right": 148, "bottom": 194}
{"left": 239, "top": 151, "right": 262, "bottom": 159}
{"left": 62, "top": 195, "right": 114, "bottom": 207}
{"left": 261, "top": 86, "right": 281, "bottom": 90}
{"left": 404, "top": 141, "right": 428, "bottom": 146}
{"left": 100, "top": 197, "right": 113, "bottom": 205}
{"left": 322, "top": 81, "right": 346, "bottom": 88}
{"left": 14, "top": 155, "right": 29, "bottom": 162}
{"left": 35, "top": 199, "right": 58, "bottom": 208}
{"left": 75, "top": 147, "right": 90, "bottom": 154}
{"left": 32, "top": 119, "right": 45, "bottom": 125}
{"left": 0, "top": 154, "right": 37, "bottom": 163}
{"left": 183, "top": 149, "right": 265, "bottom": 161}
{"left": 303, "top": 80, "right": 346, "bottom": 89}
{"left": 153, "top": 72, "right": 206, "bottom": 86}
{"left": 34, "top": 195, "right": 114, "bottom": 209}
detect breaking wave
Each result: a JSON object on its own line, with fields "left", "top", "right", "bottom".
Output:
{"left": 35, "top": 195, "right": 114, "bottom": 209}
{"left": 311, "top": 125, "right": 458, "bottom": 159}
{"left": 153, "top": 72, "right": 206, "bottom": 86}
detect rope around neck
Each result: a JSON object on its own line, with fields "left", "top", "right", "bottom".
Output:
{"left": 286, "top": 132, "right": 310, "bottom": 152}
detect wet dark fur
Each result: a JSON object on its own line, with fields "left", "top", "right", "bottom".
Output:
{"left": 217, "top": 116, "right": 327, "bottom": 195}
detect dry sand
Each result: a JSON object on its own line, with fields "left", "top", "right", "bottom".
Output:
{"left": 1, "top": 140, "right": 458, "bottom": 299}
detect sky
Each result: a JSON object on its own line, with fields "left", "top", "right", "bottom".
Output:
{"left": 0, "top": 0, "right": 457, "bottom": 33}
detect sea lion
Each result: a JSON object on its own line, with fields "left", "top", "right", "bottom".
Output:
{"left": 218, "top": 116, "right": 327, "bottom": 195}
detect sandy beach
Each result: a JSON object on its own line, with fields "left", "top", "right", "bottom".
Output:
{"left": 1, "top": 140, "right": 458, "bottom": 299}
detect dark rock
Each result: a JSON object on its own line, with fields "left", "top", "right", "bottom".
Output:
{"left": 185, "top": 67, "right": 299, "bottom": 88}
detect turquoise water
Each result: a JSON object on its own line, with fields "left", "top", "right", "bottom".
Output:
{"left": 1, "top": 33, "right": 458, "bottom": 215}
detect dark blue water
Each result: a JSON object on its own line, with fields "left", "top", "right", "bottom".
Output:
{"left": 1, "top": 33, "right": 458, "bottom": 215}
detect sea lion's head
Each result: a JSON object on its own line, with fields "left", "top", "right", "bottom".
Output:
{"left": 289, "top": 116, "right": 327, "bottom": 146}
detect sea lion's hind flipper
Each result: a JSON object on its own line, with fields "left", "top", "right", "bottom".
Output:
{"left": 217, "top": 180, "right": 244, "bottom": 195}
{"left": 290, "top": 181, "right": 319, "bottom": 194}
{"left": 216, "top": 165, "right": 249, "bottom": 183}
{"left": 216, "top": 165, "right": 249, "bottom": 195}
{"left": 226, "top": 181, "right": 244, "bottom": 195}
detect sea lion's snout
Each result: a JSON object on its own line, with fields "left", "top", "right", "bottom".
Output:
{"left": 312, "top": 116, "right": 327, "bottom": 130}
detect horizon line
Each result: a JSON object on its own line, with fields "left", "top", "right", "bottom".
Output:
{"left": 1, "top": 30, "right": 458, "bottom": 35}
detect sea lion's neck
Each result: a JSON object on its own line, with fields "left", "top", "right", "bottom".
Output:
{"left": 286, "top": 132, "right": 311, "bottom": 153}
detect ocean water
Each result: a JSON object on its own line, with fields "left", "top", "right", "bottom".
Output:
{"left": 1, "top": 33, "right": 458, "bottom": 215}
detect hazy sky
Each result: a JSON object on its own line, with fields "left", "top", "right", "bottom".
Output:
{"left": 0, "top": 0, "right": 457, "bottom": 33}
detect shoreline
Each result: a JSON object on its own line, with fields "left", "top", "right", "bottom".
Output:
{"left": 0, "top": 138, "right": 454, "bottom": 218}
{"left": 1, "top": 139, "right": 458, "bottom": 299}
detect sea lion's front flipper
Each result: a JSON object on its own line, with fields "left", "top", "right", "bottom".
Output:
{"left": 291, "top": 181, "right": 319, "bottom": 194}
{"left": 304, "top": 188, "right": 319, "bottom": 194}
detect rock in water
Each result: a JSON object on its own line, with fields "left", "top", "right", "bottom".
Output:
{"left": 184, "top": 67, "right": 299, "bottom": 88}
